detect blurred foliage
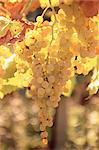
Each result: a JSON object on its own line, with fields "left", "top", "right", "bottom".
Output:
{"left": 65, "top": 94, "right": 99, "bottom": 150}
{"left": 0, "top": 92, "right": 49, "bottom": 150}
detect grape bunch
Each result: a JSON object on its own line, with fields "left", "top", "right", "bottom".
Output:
{"left": 0, "top": 0, "right": 99, "bottom": 144}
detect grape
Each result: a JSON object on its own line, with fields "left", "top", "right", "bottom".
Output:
{"left": 42, "top": 81, "right": 49, "bottom": 88}
{"left": 48, "top": 75, "right": 55, "bottom": 83}
{"left": 37, "top": 88, "right": 45, "bottom": 98}
{"left": 36, "top": 16, "right": 43, "bottom": 23}
{"left": 47, "top": 64, "right": 55, "bottom": 72}
{"left": 37, "top": 77, "right": 44, "bottom": 84}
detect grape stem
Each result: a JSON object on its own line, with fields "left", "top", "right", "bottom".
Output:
{"left": 41, "top": 6, "right": 49, "bottom": 18}
{"left": 49, "top": 0, "right": 57, "bottom": 45}
{"left": 45, "top": 0, "right": 58, "bottom": 65}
